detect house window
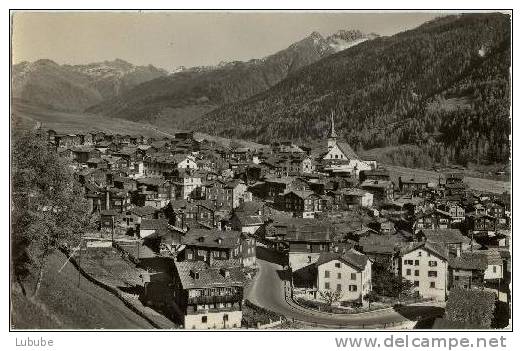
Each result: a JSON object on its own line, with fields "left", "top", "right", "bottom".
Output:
{"left": 418, "top": 251, "right": 422, "bottom": 257}
{"left": 349, "top": 285, "right": 358, "bottom": 292}
{"left": 406, "top": 269, "right": 411, "bottom": 276}
{"left": 430, "top": 282, "right": 436, "bottom": 289}
{"left": 414, "top": 260, "right": 419, "bottom": 266}
{"left": 223, "top": 314, "right": 229, "bottom": 322}
{"left": 414, "top": 270, "right": 419, "bottom": 277}
{"left": 324, "top": 270, "right": 330, "bottom": 278}
{"left": 325, "top": 282, "right": 330, "bottom": 290}
{"left": 428, "top": 271, "right": 438, "bottom": 277}
{"left": 202, "top": 316, "right": 207, "bottom": 323}
{"left": 336, "top": 284, "right": 342, "bottom": 291}
{"left": 350, "top": 273, "right": 356, "bottom": 280}
{"left": 493, "top": 266, "right": 497, "bottom": 273}
{"left": 335, "top": 262, "right": 341, "bottom": 268}
{"left": 187, "top": 251, "right": 193, "bottom": 260}
{"left": 337, "top": 273, "right": 342, "bottom": 279}
{"left": 414, "top": 281, "right": 419, "bottom": 287}
{"left": 428, "top": 261, "right": 438, "bottom": 267}
{"left": 403, "top": 259, "right": 408, "bottom": 265}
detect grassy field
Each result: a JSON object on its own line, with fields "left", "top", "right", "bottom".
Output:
{"left": 386, "top": 165, "right": 510, "bottom": 195}
{"left": 11, "top": 251, "right": 154, "bottom": 329}
{"left": 11, "top": 102, "right": 265, "bottom": 149}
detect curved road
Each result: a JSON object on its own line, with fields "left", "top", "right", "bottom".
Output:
{"left": 246, "top": 248, "right": 445, "bottom": 328}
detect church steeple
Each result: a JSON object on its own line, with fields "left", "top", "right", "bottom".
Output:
{"left": 328, "top": 111, "right": 337, "bottom": 138}
{"left": 327, "top": 111, "right": 337, "bottom": 150}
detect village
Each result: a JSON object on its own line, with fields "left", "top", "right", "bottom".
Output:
{"left": 45, "top": 114, "right": 511, "bottom": 329}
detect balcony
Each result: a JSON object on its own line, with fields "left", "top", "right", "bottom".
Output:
{"left": 188, "top": 293, "right": 242, "bottom": 305}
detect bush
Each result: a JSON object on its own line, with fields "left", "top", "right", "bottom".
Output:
{"left": 444, "top": 288, "right": 496, "bottom": 328}
{"left": 241, "top": 300, "right": 285, "bottom": 328}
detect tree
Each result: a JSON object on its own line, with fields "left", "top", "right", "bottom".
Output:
{"left": 12, "top": 129, "right": 90, "bottom": 298}
{"left": 363, "top": 291, "right": 380, "bottom": 309}
{"left": 319, "top": 289, "right": 342, "bottom": 306}
{"left": 372, "top": 263, "right": 414, "bottom": 299}
{"left": 444, "top": 288, "right": 496, "bottom": 328}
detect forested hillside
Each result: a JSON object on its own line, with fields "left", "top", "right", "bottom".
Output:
{"left": 195, "top": 13, "right": 511, "bottom": 166}
{"left": 87, "top": 30, "right": 376, "bottom": 126}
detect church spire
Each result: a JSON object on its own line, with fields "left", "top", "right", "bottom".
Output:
{"left": 329, "top": 111, "right": 337, "bottom": 139}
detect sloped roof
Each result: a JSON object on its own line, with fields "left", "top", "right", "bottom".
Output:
{"left": 400, "top": 241, "right": 449, "bottom": 260}
{"left": 360, "top": 234, "right": 406, "bottom": 254}
{"left": 284, "top": 221, "right": 333, "bottom": 242}
{"left": 234, "top": 213, "right": 264, "bottom": 226}
{"left": 475, "top": 249, "right": 503, "bottom": 265}
{"left": 420, "top": 229, "right": 469, "bottom": 245}
{"left": 448, "top": 252, "right": 488, "bottom": 271}
{"left": 182, "top": 229, "right": 241, "bottom": 249}
{"left": 141, "top": 218, "right": 169, "bottom": 231}
{"left": 315, "top": 250, "right": 368, "bottom": 271}
{"left": 174, "top": 261, "right": 245, "bottom": 290}
{"left": 130, "top": 206, "right": 158, "bottom": 217}
{"left": 336, "top": 142, "right": 359, "bottom": 159}
{"left": 283, "top": 190, "right": 317, "bottom": 199}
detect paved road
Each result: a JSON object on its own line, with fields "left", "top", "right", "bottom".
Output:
{"left": 247, "top": 248, "right": 445, "bottom": 328}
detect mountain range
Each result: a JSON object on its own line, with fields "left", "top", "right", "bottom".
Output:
{"left": 11, "top": 15, "right": 511, "bottom": 167}
{"left": 83, "top": 30, "right": 377, "bottom": 125}
{"left": 12, "top": 59, "right": 167, "bottom": 111}
{"left": 193, "top": 13, "right": 511, "bottom": 166}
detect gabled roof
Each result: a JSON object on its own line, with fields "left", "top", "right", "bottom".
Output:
{"left": 137, "top": 177, "right": 169, "bottom": 187}
{"left": 234, "top": 200, "right": 264, "bottom": 216}
{"left": 420, "top": 229, "right": 470, "bottom": 245}
{"left": 315, "top": 250, "right": 368, "bottom": 271}
{"left": 448, "top": 252, "right": 488, "bottom": 271}
{"left": 182, "top": 229, "right": 241, "bottom": 249}
{"left": 400, "top": 241, "right": 448, "bottom": 261}
{"left": 283, "top": 190, "right": 317, "bottom": 199}
{"left": 130, "top": 206, "right": 158, "bottom": 217}
{"left": 475, "top": 249, "right": 503, "bottom": 265}
{"left": 284, "top": 221, "right": 333, "bottom": 243}
{"left": 415, "top": 208, "right": 453, "bottom": 220}
{"left": 141, "top": 218, "right": 169, "bottom": 231}
{"left": 174, "top": 261, "right": 245, "bottom": 290}
{"left": 359, "top": 234, "right": 406, "bottom": 255}
{"left": 336, "top": 142, "right": 359, "bottom": 160}
{"left": 233, "top": 213, "right": 264, "bottom": 226}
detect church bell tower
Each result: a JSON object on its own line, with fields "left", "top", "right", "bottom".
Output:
{"left": 327, "top": 111, "right": 337, "bottom": 150}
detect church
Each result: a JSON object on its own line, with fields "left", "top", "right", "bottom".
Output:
{"left": 315, "top": 113, "right": 375, "bottom": 177}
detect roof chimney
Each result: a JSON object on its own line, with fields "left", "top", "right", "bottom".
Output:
{"left": 220, "top": 268, "right": 230, "bottom": 278}
{"left": 190, "top": 270, "right": 200, "bottom": 280}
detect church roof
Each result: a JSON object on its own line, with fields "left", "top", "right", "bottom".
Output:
{"left": 336, "top": 141, "right": 358, "bottom": 159}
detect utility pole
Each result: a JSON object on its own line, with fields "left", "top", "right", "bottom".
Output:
{"left": 78, "top": 235, "right": 83, "bottom": 288}
{"left": 111, "top": 215, "right": 115, "bottom": 244}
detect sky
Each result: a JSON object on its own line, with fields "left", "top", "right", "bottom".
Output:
{"left": 11, "top": 11, "right": 444, "bottom": 72}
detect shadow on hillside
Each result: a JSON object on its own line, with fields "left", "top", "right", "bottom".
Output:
{"left": 118, "top": 285, "right": 144, "bottom": 295}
